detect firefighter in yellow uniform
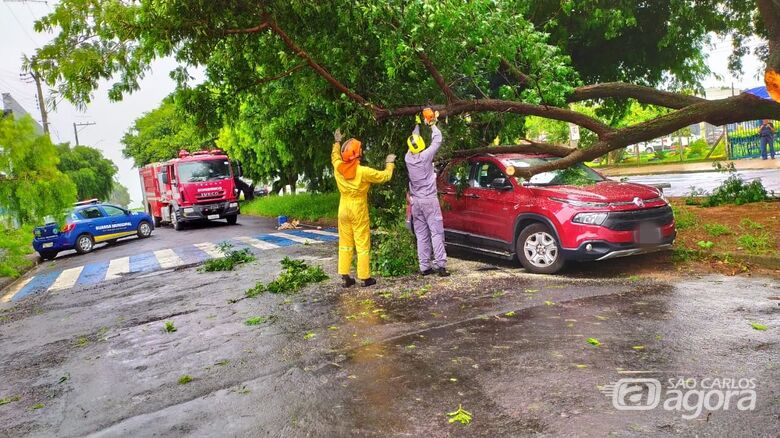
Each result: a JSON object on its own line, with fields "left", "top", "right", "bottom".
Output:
{"left": 331, "top": 129, "right": 396, "bottom": 287}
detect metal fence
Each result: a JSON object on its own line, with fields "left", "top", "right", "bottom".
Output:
{"left": 728, "top": 120, "right": 780, "bottom": 159}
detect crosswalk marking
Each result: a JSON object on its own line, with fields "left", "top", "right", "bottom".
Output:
{"left": 273, "top": 232, "right": 321, "bottom": 245}
{"left": 3, "top": 228, "right": 339, "bottom": 301}
{"left": 194, "top": 242, "right": 224, "bottom": 258}
{"left": 300, "top": 229, "right": 339, "bottom": 238}
{"left": 234, "top": 236, "right": 279, "bottom": 250}
{"left": 1, "top": 277, "right": 33, "bottom": 303}
{"left": 49, "top": 266, "right": 84, "bottom": 292}
{"left": 154, "top": 249, "right": 184, "bottom": 269}
{"left": 105, "top": 257, "right": 130, "bottom": 281}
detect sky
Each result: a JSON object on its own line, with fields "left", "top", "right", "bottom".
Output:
{"left": 0, "top": 1, "right": 768, "bottom": 208}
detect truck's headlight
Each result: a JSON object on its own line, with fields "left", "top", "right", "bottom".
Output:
{"left": 572, "top": 212, "right": 608, "bottom": 225}
{"left": 184, "top": 208, "right": 194, "bottom": 214}
{"left": 229, "top": 202, "right": 238, "bottom": 208}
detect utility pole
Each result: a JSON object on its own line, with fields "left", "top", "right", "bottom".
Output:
{"left": 73, "top": 122, "right": 96, "bottom": 146}
{"left": 19, "top": 69, "right": 49, "bottom": 135}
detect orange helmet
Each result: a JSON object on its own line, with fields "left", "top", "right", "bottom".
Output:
{"left": 340, "top": 138, "right": 362, "bottom": 162}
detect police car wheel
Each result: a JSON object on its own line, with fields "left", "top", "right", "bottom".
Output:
{"left": 39, "top": 251, "right": 57, "bottom": 261}
{"left": 75, "top": 234, "right": 94, "bottom": 254}
{"left": 137, "top": 221, "right": 152, "bottom": 238}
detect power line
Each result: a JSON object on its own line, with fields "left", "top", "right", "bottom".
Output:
{"left": 3, "top": 2, "right": 41, "bottom": 47}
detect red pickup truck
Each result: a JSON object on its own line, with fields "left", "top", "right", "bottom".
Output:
{"left": 413, "top": 153, "right": 676, "bottom": 274}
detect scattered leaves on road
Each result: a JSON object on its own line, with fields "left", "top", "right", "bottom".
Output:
{"left": 544, "top": 300, "right": 555, "bottom": 306}
{"left": 447, "top": 404, "right": 473, "bottom": 425}
{"left": 164, "top": 321, "right": 177, "bottom": 333}
{"left": 200, "top": 243, "right": 255, "bottom": 272}
{"left": 31, "top": 403, "right": 44, "bottom": 410}
{"left": 504, "top": 311, "right": 516, "bottom": 317}
{"left": 178, "top": 375, "right": 193, "bottom": 385}
{"left": 0, "top": 396, "right": 20, "bottom": 406}
{"left": 245, "top": 316, "right": 271, "bottom": 326}
{"left": 751, "top": 322, "right": 768, "bottom": 331}
{"left": 632, "top": 345, "right": 645, "bottom": 350}
{"left": 587, "top": 338, "right": 602, "bottom": 347}
{"left": 214, "top": 359, "right": 230, "bottom": 366}
{"left": 303, "top": 331, "right": 316, "bottom": 340}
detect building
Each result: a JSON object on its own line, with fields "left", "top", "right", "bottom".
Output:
{"left": 1, "top": 92, "right": 44, "bottom": 134}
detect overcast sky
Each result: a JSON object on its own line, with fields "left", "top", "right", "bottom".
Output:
{"left": 0, "top": 1, "right": 767, "bottom": 207}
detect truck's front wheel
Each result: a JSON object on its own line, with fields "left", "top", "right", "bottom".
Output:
{"left": 226, "top": 214, "right": 238, "bottom": 225}
{"left": 171, "top": 209, "right": 183, "bottom": 231}
{"left": 516, "top": 223, "right": 565, "bottom": 274}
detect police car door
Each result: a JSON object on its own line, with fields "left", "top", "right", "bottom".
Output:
{"left": 95, "top": 205, "right": 134, "bottom": 242}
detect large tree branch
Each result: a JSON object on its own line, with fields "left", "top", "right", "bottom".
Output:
{"left": 260, "top": 17, "right": 387, "bottom": 118}
{"left": 499, "top": 59, "right": 531, "bottom": 87}
{"left": 223, "top": 22, "right": 269, "bottom": 34}
{"left": 235, "top": 64, "right": 306, "bottom": 93}
{"left": 380, "top": 99, "right": 614, "bottom": 137}
{"left": 568, "top": 82, "right": 705, "bottom": 109}
{"left": 452, "top": 139, "right": 574, "bottom": 158}
{"left": 416, "top": 49, "right": 457, "bottom": 104}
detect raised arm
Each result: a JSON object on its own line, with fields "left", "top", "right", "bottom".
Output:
{"left": 361, "top": 155, "right": 396, "bottom": 184}
{"left": 331, "top": 128, "right": 343, "bottom": 167}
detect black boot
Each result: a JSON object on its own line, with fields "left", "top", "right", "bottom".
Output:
{"left": 437, "top": 267, "right": 451, "bottom": 277}
{"left": 420, "top": 268, "right": 435, "bottom": 276}
{"left": 361, "top": 278, "right": 377, "bottom": 287}
{"left": 342, "top": 275, "right": 356, "bottom": 288}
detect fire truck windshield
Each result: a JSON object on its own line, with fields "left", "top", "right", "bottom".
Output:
{"left": 177, "top": 160, "right": 232, "bottom": 182}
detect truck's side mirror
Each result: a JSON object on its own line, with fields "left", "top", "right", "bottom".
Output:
{"left": 491, "top": 177, "right": 513, "bottom": 191}
{"left": 235, "top": 162, "right": 243, "bottom": 178}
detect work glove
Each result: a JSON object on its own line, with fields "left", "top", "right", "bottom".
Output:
{"left": 333, "top": 128, "right": 343, "bottom": 143}
{"left": 415, "top": 114, "right": 422, "bottom": 125}
{"left": 386, "top": 154, "right": 397, "bottom": 164}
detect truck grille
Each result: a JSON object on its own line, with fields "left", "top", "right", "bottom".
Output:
{"left": 196, "top": 191, "right": 224, "bottom": 202}
{"left": 602, "top": 205, "right": 674, "bottom": 231}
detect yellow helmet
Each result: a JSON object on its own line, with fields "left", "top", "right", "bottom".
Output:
{"left": 407, "top": 134, "right": 426, "bottom": 154}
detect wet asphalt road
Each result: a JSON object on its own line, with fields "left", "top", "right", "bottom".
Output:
{"left": 36, "top": 215, "right": 279, "bottom": 272}
{"left": 624, "top": 169, "right": 780, "bottom": 197}
{"left": 1, "top": 243, "right": 779, "bottom": 437}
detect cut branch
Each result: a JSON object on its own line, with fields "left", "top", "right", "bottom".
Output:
{"left": 416, "top": 50, "right": 458, "bottom": 104}
{"left": 568, "top": 82, "right": 705, "bottom": 109}
{"left": 236, "top": 64, "right": 306, "bottom": 93}
{"left": 499, "top": 59, "right": 531, "bottom": 87}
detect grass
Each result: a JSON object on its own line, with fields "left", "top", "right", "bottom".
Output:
{"left": 178, "top": 375, "right": 193, "bottom": 385}
{"left": 0, "top": 224, "right": 35, "bottom": 278}
{"left": 245, "top": 316, "right": 271, "bottom": 326}
{"left": 163, "top": 321, "right": 177, "bottom": 333}
{"left": 241, "top": 192, "right": 339, "bottom": 221}
{"left": 736, "top": 233, "right": 773, "bottom": 255}
{"left": 671, "top": 205, "right": 697, "bottom": 230}
{"left": 703, "top": 223, "right": 731, "bottom": 237}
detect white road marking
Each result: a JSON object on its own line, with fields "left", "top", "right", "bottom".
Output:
{"left": 48, "top": 266, "right": 85, "bottom": 292}
{"left": 274, "top": 232, "right": 322, "bottom": 245}
{"left": 105, "top": 257, "right": 130, "bottom": 281}
{"left": 194, "top": 242, "right": 224, "bottom": 258}
{"left": 301, "top": 229, "right": 339, "bottom": 237}
{"left": 1, "top": 276, "right": 33, "bottom": 303}
{"left": 234, "top": 236, "right": 279, "bottom": 250}
{"left": 154, "top": 249, "right": 184, "bottom": 269}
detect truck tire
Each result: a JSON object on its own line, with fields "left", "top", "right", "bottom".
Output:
{"left": 171, "top": 209, "right": 183, "bottom": 231}
{"left": 226, "top": 214, "right": 238, "bottom": 225}
{"left": 137, "top": 220, "right": 153, "bottom": 238}
{"left": 153, "top": 216, "right": 161, "bottom": 227}
{"left": 516, "top": 223, "right": 565, "bottom": 274}
{"left": 75, "top": 233, "right": 95, "bottom": 254}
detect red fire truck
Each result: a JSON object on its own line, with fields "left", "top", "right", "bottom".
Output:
{"left": 140, "top": 150, "right": 241, "bottom": 231}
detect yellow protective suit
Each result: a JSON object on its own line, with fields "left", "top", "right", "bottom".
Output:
{"left": 331, "top": 142, "right": 395, "bottom": 280}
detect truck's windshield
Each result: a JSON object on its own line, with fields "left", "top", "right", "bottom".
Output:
{"left": 505, "top": 157, "right": 604, "bottom": 186}
{"left": 177, "top": 160, "right": 232, "bottom": 182}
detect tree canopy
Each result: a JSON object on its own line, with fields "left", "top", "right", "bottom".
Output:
{"left": 0, "top": 116, "right": 77, "bottom": 224}
{"left": 121, "top": 98, "right": 213, "bottom": 167}
{"left": 56, "top": 143, "right": 117, "bottom": 201}
{"left": 107, "top": 180, "right": 131, "bottom": 208}
{"left": 33, "top": 0, "right": 780, "bottom": 180}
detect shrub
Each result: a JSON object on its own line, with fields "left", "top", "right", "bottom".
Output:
{"left": 739, "top": 218, "right": 764, "bottom": 230}
{"left": 653, "top": 149, "right": 668, "bottom": 161}
{"left": 703, "top": 223, "right": 731, "bottom": 237}
{"left": 371, "top": 225, "right": 419, "bottom": 277}
{"left": 0, "top": 224, "right": 35, "bottom": 278}
{"left": 246, "top": 257, "right": 329, "bottom": 295}
{"left": 702, "top": 174, "right": 770, "bottom": 207}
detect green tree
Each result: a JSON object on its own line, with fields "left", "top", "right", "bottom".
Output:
{"left": 0, "top": 115, "right": 77, "bottom": 224}
{"left": 121, "top": 98, "right": 212, "bottom": 167}
{"left": 107, "top": 180, "right": 131, "bottom": 208}
{"left": 30, "top": 0, "right": 780, "bottom": 181}
{"left": 56, "top": 143, "right": 117, "bottom": 201}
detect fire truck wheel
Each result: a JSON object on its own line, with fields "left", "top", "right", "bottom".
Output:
{"left": 75, "top": 234, "right": 95, "bottom": 254}
{"left": 226, "top": 214, "right": 238, "bottom": 225}
{"left": 153, "top": 216, "right": 161, "bottom": 227}
{"left": 137, "top": 221, "right": 153, "bottom": 238}
{"left": 171, "top": 209, "right": 183, "bottom": 231}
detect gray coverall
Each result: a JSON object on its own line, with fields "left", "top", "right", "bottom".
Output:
{"left": 405, "top": 124, "right": 447, "bottom": 271}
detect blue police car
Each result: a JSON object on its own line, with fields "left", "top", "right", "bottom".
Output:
{"left": 32, "top": 200, "right": 155, "bottom": 260}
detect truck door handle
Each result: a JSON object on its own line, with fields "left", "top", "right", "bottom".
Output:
{"left": 440, "top": 191, "right": 456, "bottom": 196}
